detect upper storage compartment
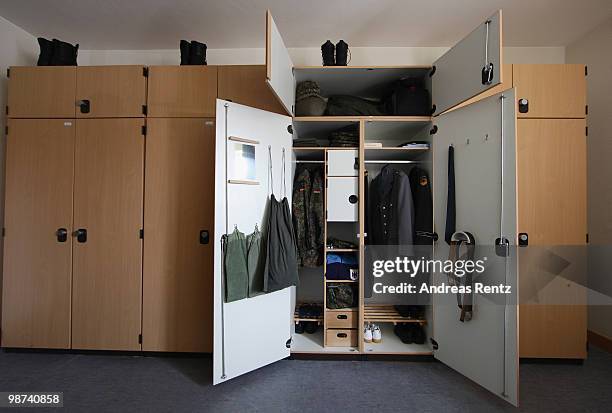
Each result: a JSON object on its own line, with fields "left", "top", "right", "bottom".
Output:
{"left": 76, "top": 66, "right": 147, "bottom": 118}
{"left": 148, "top": 66, "right": 218, "bottom": 117}
{"left": 265, "top": 10, "right": 503, "bottom": 118}
{"left": 8, "top": 67, "right": 77, "bottom": 118}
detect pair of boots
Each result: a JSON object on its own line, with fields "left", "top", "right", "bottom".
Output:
{"left": 37, "top": 38, "right": 79, "bottom": 66}
{"left": 321, "top": 40, "right": 349, "bottom": 66}
{"left": 180, "top": 40, "right": 207, "bottom": 65}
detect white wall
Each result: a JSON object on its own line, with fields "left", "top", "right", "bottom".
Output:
{"left": 566, "top": 17, "right": 612, "bottom": 341}
{"left": 78, "top": 46, "right": 565, "bottom": 66}
{"left": 0, "top": 15, "right": 37, "bottom": 323}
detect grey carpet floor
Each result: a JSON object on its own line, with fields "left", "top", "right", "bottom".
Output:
{"left": 1, "top": 346, "right": 611, "bottom": 412}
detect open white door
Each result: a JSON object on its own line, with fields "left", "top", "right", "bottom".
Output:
{"left": 213, "top": 100, "right": 294, "bottom": 385}
{"left": 431, "top": 90, "right": 519, "bottom": 406}
{"left": 265, "top": 10, "right": 295, "bottom": 116}
{"left": 432, "top": 11, "right": 503, "bottom": 115}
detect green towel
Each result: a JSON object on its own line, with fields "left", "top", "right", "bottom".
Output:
{"left": 246, "top": 226, "right": 265, "bottom": 297}
{"left": 224, "top": 227, "right": 248, "bottom": 302}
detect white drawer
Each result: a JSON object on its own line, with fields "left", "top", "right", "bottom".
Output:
{"left": 327, "top": 177, "right": 358, "bottom": 222}
{"left": 327, "top": 150, "right": 358, "bottom": 177}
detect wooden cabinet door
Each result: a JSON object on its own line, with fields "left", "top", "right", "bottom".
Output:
{"left": 218, "top": 65, "right": 286, "bottom": 115}
{"left": 76, "top": 66, "right": 147, "bottom": 118}
{"left": 513, "top": 64, "right": 587, "bottom": 119}
{"left": 147, "top": 66, "right": 217, "bottom": 117}
{"left": 142, "top": 118, "right": 215, "bottom": 352}
{"left": 7, "top": 67, "right": 76, "bottom": 118}
{"left": 517, "top": 118, "right": 587, "bottom": 358}
{"left": 2, "top": 119, "right": 74, "bottom": 348}
{"left": 71, "top": 119, "right": 144, "bottom": 350}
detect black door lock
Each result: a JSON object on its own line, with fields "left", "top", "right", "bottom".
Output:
{"left": 481, "top": 63, "right": 494, "bottom": 85}
{"left": 56, "top": 228, "right": 68, "bottom": 243}
{"left": 200, "top": 230, "right": 210, "bottom": 245}
{"left": 518, "top": 233, "right": 529, "bottom": 247}
{"left": 78, "top": 99, "right": 90, "bottom": 114}
{"left": 518, "top": 99, "right": 529, "bottom": 113}
{"left": 74, "top": 228, "right": 87, "bottom": 243}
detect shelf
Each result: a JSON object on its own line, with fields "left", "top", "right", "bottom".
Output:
{"left": 294, "top": 116, "right": 432, "bottom": 122}
{"left": 325, "top": 279, "right": 358, "bottom": 283}
{"left": 365, "top": 147, "right": 429, "bottom": 161}
{"left": 364, "top": 305, "right": 427, "bottom": 324}
{"left": 294, "top": 65, "right": 432, "bottom": 70}
{"left": 363, "top": 323, "right": 432, "bottom": 355}
{"left": 291, "top": 329, "right": 359, "bottom": 354}
{"left": 326, "top": 307, "right": 358, "bottom": 312}
{"left": 325, "top": 248, "right": 358, "bottom": 252}
{"left": 293, "top": 147, "right": 326, "bottom": 161}
{"left": 293, "top": 307, "right": 323, "bottom": 324}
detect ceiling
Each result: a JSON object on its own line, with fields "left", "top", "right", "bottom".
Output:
{"left": 0, "top": 0, "right": 610, "bottom": 50}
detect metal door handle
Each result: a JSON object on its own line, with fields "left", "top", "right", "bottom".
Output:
{"left": 74, "top": 228, "right": 87, "bottom": 243}
{"left": 56, "top": 228, "right": 68, "bottom": 243}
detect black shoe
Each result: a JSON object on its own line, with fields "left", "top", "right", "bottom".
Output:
{"left": 335, "top": 40, "right": 349, "bottom": 66}
{"left": 321, "top": 40, "right": 335, "bottom": 66}
{"left": 394, "top": 323, "right": 414, "bottom": 344}
{"left": 412, "top": 324, "right": 425, "bottom": 345}
{"left": 51, "top": 39, "right": 78, "bottom": 66}
{"left": 304, "top": 321, "right": 318, "bottom": 334}
{"left": 295, "top": 322, "right": 305, "bottom": 334}
{"left": 37, "top": 38, "right": 54, "bottom": 66}
{"left": 189, "top": 40, "right": 207, "bottom": 65}
{"left": 298, "top": 304, "right": 312, "bottom": 318}
{"left": 180, "top": 40, "right": 190, "bottom": 65}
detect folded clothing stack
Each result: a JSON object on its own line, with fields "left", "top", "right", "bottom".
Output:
{"left": 293, "top": 137, "right": 320, "bottom": 147}
{"left": 398, "top": 141, "right": 430, "bottom": 149}
{"left": 326, "top": 253, "right": 358, "bottom": 280}
{"left": 329, "top": 125, "right": 359, "bottom": 147}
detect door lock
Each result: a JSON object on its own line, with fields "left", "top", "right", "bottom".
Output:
{"left": 518, "top": 99, "right": 529, "bottom": 113}
{"left": 56, "top": 228, "right": 68, "bottom": 243}
{"left": 348, "top": 195, "right": 358, "bottom": 204}
{"left": 200, "top": 230, "right": 210, "bottom": 245}
{"left": 74, "top": 228, "right": 87, "bottom": 243}
{"left": 77, "top": 99, "right": 90, "bottom": 114}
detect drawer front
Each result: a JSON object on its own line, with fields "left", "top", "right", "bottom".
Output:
{"left": 327, "top": 177, "right": 358, "bottom": 222}
{"left": 326, "top": 329, "right": 358, "bottom": 347}
{"left": 325, "top": 310, "right": 358, "bottom": 329}
{"left": 327, "top": 150, "right": 358, "bottom": 177}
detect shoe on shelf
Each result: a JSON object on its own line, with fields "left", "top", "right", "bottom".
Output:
{"left": 364, "top": 323, "right": 373, "bottom": 343}
{"left": 295, "top": 321, "right": 305, "bottom": 334}
{"left": 412, "top": 324, "right": 426, "bottom": 345}
{"left": 304, "top": 321, "right": 318, "bottom": 334}
{"left": 321, "top": 40, "right": 335, "bottom": 66}
{"left": 394, "top": 323, "right": 414, "bottom": 344}
{"left": 372, "top": 324, "right": 382, "bottom": 343}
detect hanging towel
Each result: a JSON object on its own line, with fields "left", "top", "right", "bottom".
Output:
{"left": 224, "top": 227, "right": 248, "bottom": 302}
{"left": 246, "top": 225, "right": 265, "bottom": 297}
{"left": 445, "top": 146, "right": 456, "bottom": 245}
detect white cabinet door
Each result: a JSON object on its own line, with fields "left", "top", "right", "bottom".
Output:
{"left": 327, "top": 177, "right": 358, "bottom": 222}
{"left": 266, "top": 11, "right": 295, "bottom": 116}
{"left": 213, "top": 100, "right": 294, "bottom": 385}
{"left": 432, "top": 11, "right": 503, "bottom": 115}
{"left": 327, "top": 149, "right": 358, "bottom": 177}
{"left": 432, "top": 89, "right": 519, "bottom": 406}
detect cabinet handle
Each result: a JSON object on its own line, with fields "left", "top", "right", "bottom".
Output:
{"left": 74, "top": 228, "right": 87, "bottom": 243}
{"left": 56, "top": 228, "right": 68, "bottom": 243}
{"left": 337, "top": 314, "right": 348, "bottom": 320}
{"left": 77, "top": 99, "right": 90, "bottom": 114}
{"left": 337, "top": 333, "right": 348, "bottom": 338}
{"left": 348, "top": 195, "right": 358, "bottom": 204}
{"left": 200, "top": 230, "right": 210, "bottom": 245}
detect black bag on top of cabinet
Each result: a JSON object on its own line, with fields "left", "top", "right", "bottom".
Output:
{"left": 37, "top": 38, "right": 79, "bottom": 66}
{"left": 384, "top": 77, "right": 431, "bottom": 116}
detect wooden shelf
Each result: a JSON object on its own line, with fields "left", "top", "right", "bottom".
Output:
{"left": 294, "top": 116, "right": 432, "bottom": 122}
{"left": 365, "top": 147, "right": 430, "bottom": 161}
{"left": 294, "top": 65, "right": 433, "bottom": 70}
{"left": 364, "top": 305, "right": 426, "bottom": 324}
{"left": 325, "top": 279, "right": 358, "bottom": 283}
{"left": 326, "top": 307, "right": 358, "bottom": 312}
{"left": 325, "top": 248, "right": 358, "bottom": 252}
{"left": 294, "top": 307, "right": 323, "bottom": 324}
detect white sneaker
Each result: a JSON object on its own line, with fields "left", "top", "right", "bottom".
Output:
{"left": 372, "top": 324, "right": 382, "bottom": 343}
{"left": 364, "top": 323, "right": 373, "bottom": 343}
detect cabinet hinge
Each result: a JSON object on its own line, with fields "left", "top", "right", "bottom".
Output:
{"left": 586, "top": 105, "right": 588, "bottom": 115}
{"left": 287, "top": 124, "right": 293, "bottom": 134}
{"left": 4, "top": 126, "right": 7, "bottom": 136}
{"left": 586, "top": 233, "right": 589, "bottom": 244}
{"left": 429, "top": 125, "right": 438, "bottom": 135}
{"left": 430, "top": 338, "right": 439, "bottom": 350}
{"left": 141, "top": 125, "right": 147, "bottom": 136}
{"left": 586, "top": 126, "right": 588, "bottom": 136}
{"left": 142, "top": 105, "right": 148, "bottom": 116}
{"left": 2, "top": 228, "right": 5, "bottom": 237}
{"left": 6, "top": 68, "right": 9, "bottom": 78}
{"left": 142, "top": 67, "right": 149, "bottom": 77}
{"left": 139, "top": 229, "right": 144, "bottom": 239}
{"left": 5, "top": 105, "right": 8, "bottom": 116}
{"left": 585, "top": 66, "right": 588, "bottom": 76}
{"left": 429, "top": 66, "right": 436, "bottom": 77}
{"left": 138, "top": 334, "right": 143, "bottom": 344}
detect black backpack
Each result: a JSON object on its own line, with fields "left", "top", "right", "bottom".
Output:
{"left": 384, "top": 78, "right": 431, "bottom": 116}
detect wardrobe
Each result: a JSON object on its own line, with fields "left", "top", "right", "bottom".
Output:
{"left": 1, "top": 64, "right": 281, "bottom": 351}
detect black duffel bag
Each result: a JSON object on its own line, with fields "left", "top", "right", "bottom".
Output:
{"left": 384, "top": 78, "right": 431, "bottom": 116}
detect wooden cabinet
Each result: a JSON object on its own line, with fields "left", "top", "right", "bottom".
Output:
{"left": 517, "top": 118, "right": 587, "bottom": 359}
{"left": 71, "top": 119, "right": 144, "bottom": 350}
{"left": 1, "top": 119, "right": 75, "bottom": 348}
{"left": 513, "top": 64, "right": 587, "bottom": 119}
{"left": 218, "top": 65, "right": 287, "bottom": 115}
{"left": 7, "top": 67, "right": 76, "bottom": 118}
{"left": 76, "top": 66, "right": 147, "bottom": 118}
{"left": 147, "top": 66, "right": 217, "bottom": 117}
{"left": 142, "top": 118, "right": 215, "bottom": 352}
